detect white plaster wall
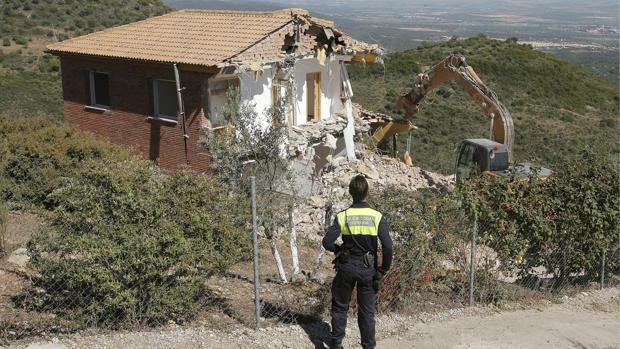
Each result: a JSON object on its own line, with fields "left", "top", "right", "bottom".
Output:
{"left": 208, "top": 67, "right": 274, "bottom": 129}
{"left": 293, "top": 57, "right": 346, "bottom": 126}
{"left": 209, "top": 59, "right": 350, "bottom": 128}
{"left": 238, "top": 67, "right": 274, "bottom": 130}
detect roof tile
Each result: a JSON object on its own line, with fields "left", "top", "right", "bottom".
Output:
{"left": 47, "top": 9, "right": 298, "bottom": 66}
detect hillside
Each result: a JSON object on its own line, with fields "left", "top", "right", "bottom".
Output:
{"left": 0, "top": 0, "right": 170, "bottom": 118}
{"left": 0, "top": 1, "right": 617, "bottom": 173}
{"left": 348, "top": 36, "right": 619, "bottom": 173}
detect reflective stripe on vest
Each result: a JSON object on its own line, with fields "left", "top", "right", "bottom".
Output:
{"left": 336, "top": 208, "right": 382, "bottom": 236}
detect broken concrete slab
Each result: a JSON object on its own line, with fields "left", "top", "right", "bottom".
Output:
{"left": 308, "top": 195, "right": 326, "bottom": 208}
{"left": 289, "top": 159, "right": 322, "bottom": 198}
{"left": 354, "top": 162, "right": 379, "bottom": 180}
{"left": 324, "top": 133, "right": 338, "bottom": 150}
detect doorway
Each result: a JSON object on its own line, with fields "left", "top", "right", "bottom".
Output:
{"left": 306, "top": 72, "right": 321, "bottom": 122}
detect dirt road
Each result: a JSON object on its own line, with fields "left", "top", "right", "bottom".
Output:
{"left": 7, "top": 288, "right": 619, "bottom": 349}
{"left": 379, "top": 297, "right": 619, "bottom": 349}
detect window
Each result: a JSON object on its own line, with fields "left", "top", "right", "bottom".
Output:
{"left": 458, "top": 144, "right": 476, "bottom": 167}
{"left": 456, "top": 143, "right": 479, "bottom": 180}
{"left": 89, "top": 71, "right": 110, "bottom": 108}
{"left": 306, "top": 72, "right": 321, "bottom": 122}
{"left": 153, "top": 79, "right": 178, "bottom": 120}
{"left": 209, "top": 77, "right": 240, "bottom": 96}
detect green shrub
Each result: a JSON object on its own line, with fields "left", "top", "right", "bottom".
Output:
{"left": 28, "top": 162, "right": 251, "bottom": 327}
{"left": 12, "top": 35, "right": 27, "bottom": 45}
{"left": 2, "top": 38, "right": 10, "bottom": 46}
{"left": 369, "top": 188, "right": 469, "bottom": 309}
{"left": 457, "top": 148, "right": 619, "bottom": 286}
{"left": 0, "top": 115, "right": 134, "bottom": 208}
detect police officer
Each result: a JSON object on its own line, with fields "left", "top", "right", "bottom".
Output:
{"left": 322, "top": 174, "right": 393, "bottom": 349}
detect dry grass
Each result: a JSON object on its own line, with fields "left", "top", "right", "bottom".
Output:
{"left": 2, "top": 211, "right": 41, "bottom": 257}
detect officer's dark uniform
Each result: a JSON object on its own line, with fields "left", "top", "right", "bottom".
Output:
{"left": 322, "top": 202, "right": 393, "bottom": 349}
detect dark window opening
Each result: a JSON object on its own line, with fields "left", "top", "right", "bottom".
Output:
{"left": 90, "top": 72, "right": 110, "bottom": 108}
{"left": 154, "top": 79, "right": 177, "bottom": 120}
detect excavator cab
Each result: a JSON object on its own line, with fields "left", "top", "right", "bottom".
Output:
{"left": 456, "top": 139, "right": 509, "bottom": 181}
{"left": 456, "top": 138, "right": 552, "bottom": 181}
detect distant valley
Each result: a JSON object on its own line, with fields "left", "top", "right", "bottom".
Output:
{"left": 164, "top": 0, "right": 620, "bottom": 83}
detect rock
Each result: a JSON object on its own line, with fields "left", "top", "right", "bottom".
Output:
{"left": 324, "top": 133, "right": 338, "bottom": 150}
{"left": 7, "top": 247, "right": 29, "bottom": 267}
{"left": 354, "top": 163, "right": 379, "bottom": 180}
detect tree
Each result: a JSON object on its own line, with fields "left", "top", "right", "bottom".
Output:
{"left": 204, "top": 88, "right": 300, "bottom": 283}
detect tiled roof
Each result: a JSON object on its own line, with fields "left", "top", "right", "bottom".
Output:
{"left": 47, "top": 9, "right": 309, "bottom": 66}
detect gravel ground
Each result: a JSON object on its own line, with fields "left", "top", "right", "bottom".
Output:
{"left": 5, "top": 288, "right": 618, "bottom": 349}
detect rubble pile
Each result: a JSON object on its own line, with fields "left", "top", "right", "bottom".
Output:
{"left": 285, "top": 103, "right": 452, "bottom": 240}
{"left": 287, "top": 116, "right": 349, "bottom": 158}
{"left": 353, "top": 102, "right": 399, "bottom": 124}
{"left": 293, "top": 145, "right": 454, "bottom": 240}
{"left": 287, "top": 104, "right": 391, "bottom": 159}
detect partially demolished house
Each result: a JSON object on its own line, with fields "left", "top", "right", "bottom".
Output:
{"left": 47, "top": 8, "right": 386, "bottom": 171}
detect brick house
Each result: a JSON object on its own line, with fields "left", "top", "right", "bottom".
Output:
{"left": 47, "top": 8, "right": 381, "bottom": 171}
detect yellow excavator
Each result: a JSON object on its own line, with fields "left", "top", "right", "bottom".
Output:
{"left": 393, "top": 54, "right": 550, "bottom": 180}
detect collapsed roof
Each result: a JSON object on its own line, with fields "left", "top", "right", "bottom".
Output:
{"left": 46, "top": 8, "right": 382, "bottom": 67}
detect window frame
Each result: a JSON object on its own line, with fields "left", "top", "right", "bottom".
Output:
{"left": 89, "top": 71, "right": 110, "bottom": 109}
{"left": 209, "top": 77, "right": 240, "bottom": 96}
{"left": 152, "top": 79, "right": 178, "bottom": 120}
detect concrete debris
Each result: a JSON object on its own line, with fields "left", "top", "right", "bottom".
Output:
{"left": 288, "top": 116, "right": 350, "bottom": 158}
{"left": 294, "top": 145, "right": 453, "bottom": 240}
{"left": 308, "top": 195, "right": 326, "bottom": 208}
{"left": 324, "top": 133, "right": 338, "bottom": 150}
{"left": 354, "top": 103, "right": 399, "bottom": 123}
{"left": 286, "top": 103, "right": 451, "bottom": 241}
{"left": 287, "top": 104, "right": 391, "bottom": 159}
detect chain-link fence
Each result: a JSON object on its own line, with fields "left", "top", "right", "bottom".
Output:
{"left": 470, "top": 217, "right": 616, "bottom": 305}
{"left": 1, "top": 177, "right": 618, "bottom": 345}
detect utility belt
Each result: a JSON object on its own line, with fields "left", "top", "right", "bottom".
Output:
{"left": 335, "top": 249, "right": 374, "bottom": 268}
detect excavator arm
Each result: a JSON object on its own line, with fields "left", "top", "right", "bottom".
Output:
{"left": 396, "top": 54, "right": 515, "bottom": 162}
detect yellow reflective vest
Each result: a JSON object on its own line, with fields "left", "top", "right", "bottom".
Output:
{"left": 336, "top": 207, "right": 382, "bottom": 236}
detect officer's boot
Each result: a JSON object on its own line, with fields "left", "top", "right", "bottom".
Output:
{"left": 328, "top": 338, "right": 343, "bottom": 349}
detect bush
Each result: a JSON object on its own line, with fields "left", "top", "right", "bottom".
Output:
{"left": 0, "top": 115, "right": 134, "bottom": 207}
{"left": 457, "top": 148, "right": 619, "bottom": 286}
{"left": 2, "top": 38, "right": 10, "bottom": 46}
{"left": 12, "top": 35, "right": 27, "bottom": 45}
{"left": 28, "top": 161, "right": 251, "bottom": 327}
{"left": 369, "top": 187, "right": 469, "bottom": 309}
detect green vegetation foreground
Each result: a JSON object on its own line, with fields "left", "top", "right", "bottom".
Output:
{"left": 0, "top": 115, "right": 250, "bottom": 327}
{"left": 1, "top": 114, "right": 617, "bottom": 330}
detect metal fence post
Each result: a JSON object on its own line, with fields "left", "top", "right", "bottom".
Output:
{"left": 469, "top": 211, "right": 478, "bottom": 306}
{"left": 250, "top": 176, "right": 261, "bottom": 329}
{"left": 600, "top": 251, "right": 606, "bottom": 290}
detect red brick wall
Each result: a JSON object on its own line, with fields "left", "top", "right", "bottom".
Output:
{"left": 59, "top": 55, "right": 212, "bottom": 172}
